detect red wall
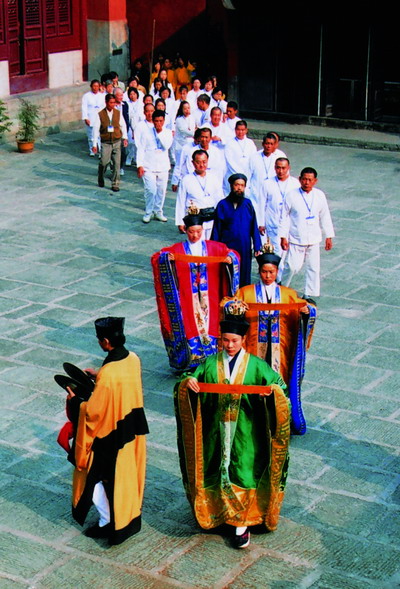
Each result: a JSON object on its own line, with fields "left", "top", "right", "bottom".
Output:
{"left": 87, "top": 0, "right": 126, "bottom": 21}
{"left": 126, "top": 0, "right": 206, "bottom": 62}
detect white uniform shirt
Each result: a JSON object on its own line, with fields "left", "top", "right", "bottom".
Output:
{"left": 249, "top": 148, "right": 287, "bottom": 207}
{"left": 173, "top": 115, "right": 196, "bottom": 149}
{"left": 203, "top": 122, "right": 230, "bottom": 151}
{"left": 224, "top": 116, "right": 241, "bottom": 140}
{"left": 193, "top": 107, "right": 212, "bottom": 128}
{"left": 149, "top": 81, "right": 174, "bottom": 98}
{"left": 279, "top": 187, "right": 335, "bottom": 245}
{"left": 123, "top": 89, "right": 144, "bottom": 103}
{"left": 210, "top": 98, "right": 228, "bottom": 113}
{"left": 134, "top": 120, "right": 154, "bottom": 146}
{"left": 187, "top": 89, "right": 202, "bottom": 109}
{"left": 178, "top": 144, "right": 225, "bottom": 187}
{"left": 136, "top": 124, "right": 173, "bottom": 172}
{"left": 175, "top": 171, "right": 224, "bottom": 225}
{"left": 262, "top": 175, "right": 300, "bottom": 229}
{"left": 81, "top": 91, "right": 105, "bottom": 125}
{"left": 225, "top": 136, "right": 257, "bottom": 178}
{"left": 171, "top": 140, "right": 198, "bottom": 185}
{"left": 127, "top": 100, "right": 142, "bottom": 131}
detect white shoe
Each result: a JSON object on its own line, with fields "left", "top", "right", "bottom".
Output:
{"left": 154, "top": 213, "right": 167, "bottom": 222}
{"left": 120, "top": 168, "right": 125, "bottom": 176}
{"left": 125, "top": 160, "right": 132, "bottom": 166}
{"left": 89, "top": 152, "right": 95, "bottom": 157}
{"left": 142, "top": 214, "right": 152, "bottom": 223}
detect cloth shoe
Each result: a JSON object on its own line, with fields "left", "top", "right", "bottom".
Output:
{"left": 232, "top": 528, "right": 250, "bottom": 549}
{"left": 120, "top": 168, "right": 125, "bottom": 176}
{"left": 142, "top": 214, "right": 152, "bottom": 223}
{"left": 154, "top": 213, "right": 168, "bottom": 222}
{"left": 112, "top": 186, "right": 120, "bottom": 192}
{"left": 84, "top": 523, "right": 112, "bottom": 539}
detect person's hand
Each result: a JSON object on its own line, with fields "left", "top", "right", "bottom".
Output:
{"left": 259, "top": 226, "right": 265, "bottom": 235}
{"left": 85, "top": 119, "right": 91, "bottom": 126}
{"left": 123, "top": 139, "right": 128, "bottom": 148}
{"left": 168, "top": 253, "right": 175, "bottom": 261}
{"left": 178, "top": 225, "right": 186, "bottom": 234}
{"left": 84, "top": 367, "right": 98, "bottom": 379}
{"left": 137, "top": 166, "right": 145, "bottom": 178}
{"left": 224, "top": 256, "right": 232, "bottom": 264}
{"left": 66, "top": 386, "right": 75, "bottom": 400}
{"left": 325, "top": 238, "right": 333, "bottom": 251}
{"left": 186, "top": 378, "right": 200, "bottom": 392}
{"left": 281, "top": 238, "right": 289, "bottom": 251}
{"left": 172, "top": 184, "right": 178, "bottom": 192}
{"left": 92, "top": 146, "right": 97, "bottom": 154}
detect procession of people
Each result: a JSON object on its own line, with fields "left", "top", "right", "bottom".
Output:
{"left": 70, "top": 54, "right": 335, "bottom": 549}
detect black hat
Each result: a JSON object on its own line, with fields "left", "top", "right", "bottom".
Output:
{"left": 228, "top": 173, "right": 247, "bottom": 185}
{"left": 183, "top": 202, "right": 204, "bottom": 228}
{"left": 256, "top": 240, "right": 281, "bottom": 268}
{"left": 95, "top": 317, "right": 125, "bottom": 340}
{"left": 220, "top": 299, "right": 249, "bottom": 336}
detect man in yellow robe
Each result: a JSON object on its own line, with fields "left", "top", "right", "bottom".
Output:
{"left": 67, "top": 317, "right": 149, "bottom": 545}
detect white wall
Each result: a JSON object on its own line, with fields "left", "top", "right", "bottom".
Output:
{"left": 48, "top": 50, "right": 83, "bottom": 89}
{"left": 0, "top": 61, "right": 10, "bottom": 98}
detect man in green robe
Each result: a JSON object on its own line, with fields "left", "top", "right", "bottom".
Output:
{"left": 174, "top": 300, "right": 290, "bottom": 549}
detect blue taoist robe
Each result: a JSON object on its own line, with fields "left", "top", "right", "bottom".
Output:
{"left": 211, "top": 195, "right": 262, "bottom": 287}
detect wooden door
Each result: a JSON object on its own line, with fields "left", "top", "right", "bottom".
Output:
{"left": 8, "top": 0, "right": 47, "bottom": 93}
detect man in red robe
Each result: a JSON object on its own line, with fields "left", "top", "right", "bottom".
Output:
{"left": 151, "top": 205, "right": 240, "bottom": 370}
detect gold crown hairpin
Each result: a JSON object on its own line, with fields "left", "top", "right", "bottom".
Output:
{"left": 225, "top": 298, "right": 248, "bottom": 318}
{"left": 186, "top": 201, "right": 201, "bottom": 216}
{"left": 259, "top": 239, "right": 275, "bottom": 255}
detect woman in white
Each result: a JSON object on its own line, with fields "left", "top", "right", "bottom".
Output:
{"left": 81, "top": 79, "right": 105, "bottom": 156}
{"left": 187, "top": 78, "right": 202, "bottom": 108}
{"left": 155, "top": 98, "right": 174, "bottom": 131}
{"left": 123, "top": 77, "right": 144, "bottom": 103}
{"left": 126, "top": 87, "right": 142, "bottom": 166}
{"left": 149, "top": 69, "right": 174, "bottom": 98}
{"left": 173, "top": 101, "right": 195, "bottom": 171}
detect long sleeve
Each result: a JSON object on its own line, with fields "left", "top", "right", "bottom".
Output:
{"left": 251, "top": 204, "right": 262, "bottom": 251}
{"left": 175, "top": 181, "right": 187, "bottom": 225}
{"left": 278, "top": 197, "right": 291, "bottom": 239}
{"left": 320, "top": 195, "right": 335, "bottom": 238}
{"left": 82, "top": 93, "right": 89, "bottom": 120}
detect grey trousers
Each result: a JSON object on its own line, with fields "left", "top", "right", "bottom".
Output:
{"left": 98, "top": 140, "right": 121, "bottom": 188}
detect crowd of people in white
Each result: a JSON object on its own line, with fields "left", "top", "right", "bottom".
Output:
{"left": 81, "top": 57, "right": 334, "bottom": 298}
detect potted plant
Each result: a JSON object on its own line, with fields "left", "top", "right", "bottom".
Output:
{"left": 0, "top": 99, "right": 12, "bottom": 140}
{"left": 16, "top": 98, "right": 41, "bottom": 153}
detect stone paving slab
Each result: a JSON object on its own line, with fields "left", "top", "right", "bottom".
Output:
{"left": 0, "top": 129, "right": 399, "bottom": 588}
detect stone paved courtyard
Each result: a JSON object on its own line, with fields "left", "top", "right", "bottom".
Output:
{"left": 0, "top": 128, "right": 399, "bottom": 588}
